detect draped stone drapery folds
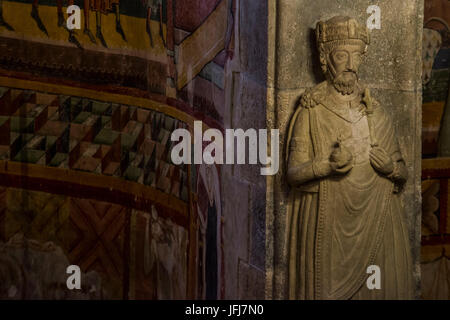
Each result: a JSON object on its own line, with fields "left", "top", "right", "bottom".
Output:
{"left": 287, "top": 85, "right": 414, "bottom": 300}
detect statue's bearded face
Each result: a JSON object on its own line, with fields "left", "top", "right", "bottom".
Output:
{"left": 326, "top": 43, "right": 365, "bottom": 95}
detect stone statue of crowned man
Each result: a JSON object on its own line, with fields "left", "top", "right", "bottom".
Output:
{"left": 286, "top": 16, "right": 414, "bottom": 300}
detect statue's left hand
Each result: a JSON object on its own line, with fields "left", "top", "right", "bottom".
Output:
{"left": 369, "top": 147, "right": 394, "bottom": 175}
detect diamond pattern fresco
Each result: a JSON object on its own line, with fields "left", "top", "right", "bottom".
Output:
{"left": 0, "top": 87, "right": 189, "bottom": 201}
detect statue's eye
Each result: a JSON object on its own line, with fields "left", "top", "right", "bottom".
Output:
{"left": 334, "top": 52, "right": 348, "bottom": 61}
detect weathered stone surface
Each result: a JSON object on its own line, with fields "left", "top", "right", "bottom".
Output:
{"left": 239, "top": 0, "right": 269, "bottom": 85}
{"left": 266, "top": 0, "right": 423, "bottom": 299}
{"left": 250, "top": 184, "right": 266, "bottom": 270}
{"left": 272, "top": 1, "right": 423, "bottom": 92}
{"left": 222, "top": 166, "right": 250, "bottom": 299}
{"left": 238, "top": 259, "right": 265, "bottom": 299}
{"left": 221, "top": 0, "right": 268, "bottom": 299}
{"left": 231, "top": 74, "right": 268, "bottom": 183}
{"left": 370, "top": 89, "right": 423, "bottom": 297}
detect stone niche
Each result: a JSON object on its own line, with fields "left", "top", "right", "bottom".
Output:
{"left": 266, "top": 0, "right": 423, "bottom": 299}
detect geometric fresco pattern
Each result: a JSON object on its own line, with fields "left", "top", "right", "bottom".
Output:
{"left": 0, "top": 87, "right": 189, "bottom": 201}
{"left": 0, "top": 186, "right": 190, "bottom": 299}
{"left": 0, "top": 187, "right": 129, "bottom": 299}
{"left": 69, "top": 198, "right": 126, "bottom": 279}
{"left": 68, "top": 198, "right": 128, "bottom": 298}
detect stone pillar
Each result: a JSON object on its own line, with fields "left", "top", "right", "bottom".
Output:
{"left": 221, "top": 0, "right": 268, "bottom": 299}
{"left": 266, "top": 0, "right": 423, "bottom": 299}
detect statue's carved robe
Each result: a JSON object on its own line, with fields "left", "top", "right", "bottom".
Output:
{"left": 287, "top": 82, "right": 413, "bottom": 299}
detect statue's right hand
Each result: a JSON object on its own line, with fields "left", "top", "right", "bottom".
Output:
{"left": 312, "top": 159, "right": 333, "bottom": 178}
{"left": 312, "top": 157, "right": 353, "bottom": 179}
{"left": 329, "top": 141, "right": 353, "bottom": 175}
{"left": 330, "top": 160, "right": 353, "bottom": 174}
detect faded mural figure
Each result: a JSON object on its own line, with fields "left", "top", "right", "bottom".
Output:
{"left": 0, "top": 0, "right": 231, "bottom": 301}
{"left": 421, "top": 249, "right": 450, "bottom": 299}
{"left": 30, "top": 0, "right": 82, "bottom": 48}
{"left": 0, "top": 234, "right": 104, "bottom": 299}
{"left": 286, "top": 16, "right": 413, "bottom": 299}
{"left": 143, "top": 205, "right": 187, "bottom": 299}
{"left": 79, "top": 0, "right": 96, "bottom": 44}
{"left": 31, "top": 0, "right": 72, "bottom": 34}
{"left": 88, "top": 0, "right": 126, "bottom": 47}
{"left": 29, "top": 0, "right": 125, "bottom": 48}
{"left": 141, "top": 0, "right": 165, "bottom": 48}
{"left": 196, "top": 164, "right": 221, "bottom": 299}
{"left": 31, "top": 0, "right": 49, "bottom": 36}
{"left": 0, "top": 0, "right": 13, "bottom": 31}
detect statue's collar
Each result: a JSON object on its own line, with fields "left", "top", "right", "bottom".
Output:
{"left": 313, "top": 83, "right": 366, "bottom": 123}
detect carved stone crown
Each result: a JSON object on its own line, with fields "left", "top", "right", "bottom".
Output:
{"left": 316, "top": 16, "right": 370, "bottom": 45}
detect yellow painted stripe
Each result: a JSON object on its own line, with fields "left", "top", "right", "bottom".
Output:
{"left": 448, "top": 180, "right": 450, "bottom": 234}
{"left": 423, "top": 157, "right": 450, "bottom": 171}
{"left": 0, "top": 160, "right": 188, "bottom": 215}
{"left": 421, "top": 244, "right": 450, "bottom": 263}
{"left": 1, "top": 1, "right": 167, "bottom": 54}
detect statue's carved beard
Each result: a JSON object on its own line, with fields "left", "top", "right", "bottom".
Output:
{"left": 332, "top": 71, "right": 358, "bottom": 95}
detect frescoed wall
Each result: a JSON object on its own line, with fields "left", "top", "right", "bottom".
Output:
{"left": 422, "top": 0, "right": 450, "bottom": 300}
{"left": 195, "top": 163, "right": 222, "bottom": 299}
{"left": 421, "top": 159, "right": 450, "bottom": 299}
{"left": 0, "top": 83, "right": 191, "bottom": 299}
{"left": 0, "top": 0, "right": 265, "bottom": 300}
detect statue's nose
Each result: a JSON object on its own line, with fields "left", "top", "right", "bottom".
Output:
{"left": 346, "top": 56, "right": 354, "bottom": 70}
